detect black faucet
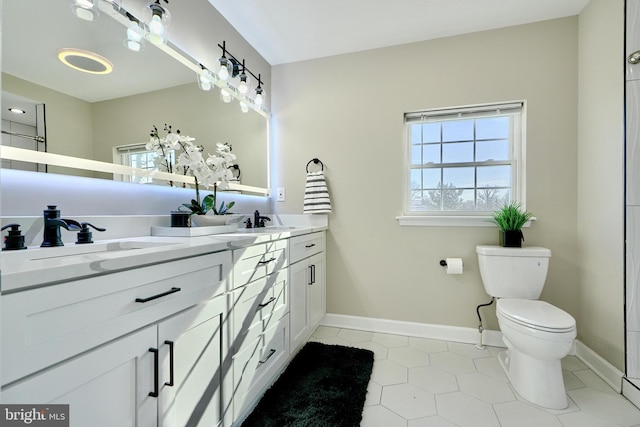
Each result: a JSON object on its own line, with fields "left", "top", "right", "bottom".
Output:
{"left": 253, "top": 210, "right": 271, "bottom": 228}
{"left": 41, "top": 205, "right": 82, "bottom": 247}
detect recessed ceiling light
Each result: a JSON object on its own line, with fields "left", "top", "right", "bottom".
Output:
{"left": 57, "top": 48, "right": 113, "bottom": 75}
{"left": 8, "top": 108, "right": 26, "bottom": 114}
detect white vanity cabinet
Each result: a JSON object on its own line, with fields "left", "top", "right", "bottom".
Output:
{"left": 2, "top": 251, "right": 230, "bottom": 427}
{"left": 289, "top": 232, "right": 326, "bottom": 352}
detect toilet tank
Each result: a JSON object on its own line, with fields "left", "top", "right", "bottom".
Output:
{"left": 476, "top": 245, "right": 551, "bottom": 299}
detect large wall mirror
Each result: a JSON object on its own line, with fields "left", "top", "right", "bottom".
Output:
{"left": 1, "top": 0, "right": 269, "bottom": 194}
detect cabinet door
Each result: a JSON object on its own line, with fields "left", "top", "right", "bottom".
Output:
{"left": 307, "top": 252, "right": 326, "bottom": 329}
{"left": 2, "top": 326, "right": 157, "bottom": 427}
{"left": 157, "top": 296, "right": 226, "bottom": 427}
{"left": 289, "top": 259, "right": 310, "bottom": 352}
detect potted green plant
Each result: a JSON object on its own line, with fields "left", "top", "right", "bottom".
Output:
{"left": 491, "top": 202, "right": 533, "bottom": 247}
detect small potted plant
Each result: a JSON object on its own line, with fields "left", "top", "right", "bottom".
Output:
{"left": 491, "top": 202, "right": 533, "bottom": 247}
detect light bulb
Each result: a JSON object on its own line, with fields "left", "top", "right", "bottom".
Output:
{"left": 238, "top": 74, "right": 249, "bottom": 95}
{"left": 147, "top": 14, "right": 166, "bottom": 45}
{"left": 220, "top": 87, "right": 232, "bottom": 103}
{"left": 254, "top": 87, "right": 264, "bottom": 107}
{"left": 218, "top": 59, "right": 230, "bottom": 81}
{"left": 239, "top": 100, "right": 249, "bottom": 113}
{"left": 125, "top": 22, "right": 145, "bottom": 52}
{"left": 145, "top": 2, "right": 170, "bottom": 46}
{"left": 198, "top": 69, "right": 213, "bottom": 91}
{"left": 70, "top": 0, "right": 98, "bottom": 21}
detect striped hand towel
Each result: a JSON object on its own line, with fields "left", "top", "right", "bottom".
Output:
{"left": 303, "top": 170, "right": 332, "bottom": 214}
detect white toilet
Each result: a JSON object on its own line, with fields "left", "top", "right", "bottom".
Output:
{"left": 476, "top": 245, "right": 577, "bottom": 409}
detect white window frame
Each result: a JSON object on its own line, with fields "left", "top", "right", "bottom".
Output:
{"left": 397, "top": 101, "right": 527, "bottom": 227}
{"left": 113, "top": 143, "right": 174, "bottom": 184}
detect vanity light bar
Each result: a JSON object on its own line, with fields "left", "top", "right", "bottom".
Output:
{"left": 0, "top": 147, "right": 268, "bottom": 195}
{"left": 106, "top": 3, "right": 268, "bottom": 116}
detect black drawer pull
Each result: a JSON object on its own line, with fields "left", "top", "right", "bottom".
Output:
{"left": 164, "top": 340, "right": 174, "bottom": 387}
{"left": 135, "top": 287, "right": 181, "bottom": 303}
{"left": 305, "top": 243, "right": 316, "bottom": 248}
{"left": 258, "top": 297, "right": 276, "bottom": 308}
{"left": 258, "top": 349, "right": 277, "bottom": 365}
{"left": 258, "top": 257, "right": 276, "bottom": 265}
{"left": 149, "top": 347, "right": 159, "bottom": 397}
{"left": 308, "top": 264, "right": 316, "bottom": 285}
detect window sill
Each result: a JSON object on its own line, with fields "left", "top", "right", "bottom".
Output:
{"left": 396, "top": 216, "right": 536, "bottom": 227}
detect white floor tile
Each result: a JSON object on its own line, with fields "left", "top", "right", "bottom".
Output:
{"left": 430, "top": 351, "right": 477, "bottom": 375}
{"left": 373, "top": 332, "right": 410, "bottom": 348}
{"left": 361, "top": 405, "right": 407, "bottom": 427}
{"left": 388, "top": 346, "right": 430, "bottom": 368}
{"left": 308, "top": 327, "right": 640, "bottom": 427}
{"left": 457, "top": 372, "right": 515, "bottom": 403}
{"left": 568, "top": 388, "right": 640, "bottom": 426}
{"left": 494, "top": 400, "right": 564, "bottom": 427}
{"left": 381, "top": 383, "right": 437, "bottom": 419}
{"left": 409, "top": 366, "right": 459, "bottom": 395}
{"left": 371, "top": 359, "right": 408, "bottom": 386}
{"left": 435, "top": 392, "right": 501, "bottom": 427}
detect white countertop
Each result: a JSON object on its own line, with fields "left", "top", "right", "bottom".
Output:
{"left": 1, "top": 225, "right": 327, "bottom": 293}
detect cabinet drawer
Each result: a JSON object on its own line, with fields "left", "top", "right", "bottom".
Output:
{"left": 230, "top": 269, "right": 288, "bottom": 353}
{"left": 232, "top": 240, "right": 288, "bottom": 289}
{"left": 2, "top": 251, "right": 230, "bottom": 385}
{"left": 232, "top": 316, "right": 289, "bottom": 421}
{"left": 289, "top": 232, "right": 325, "bottom": 264}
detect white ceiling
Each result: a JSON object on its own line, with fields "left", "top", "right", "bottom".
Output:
{"left": 208, "top": 0, "right": 590, "bottom": 65}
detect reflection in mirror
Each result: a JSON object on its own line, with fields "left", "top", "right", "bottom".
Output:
{"left": 1, "top": 0, "right": 269, "bottom": 193}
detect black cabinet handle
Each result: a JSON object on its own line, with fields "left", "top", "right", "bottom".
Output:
{"left": 164, "top": 340, "right": 174, "bottom": 387}
{"left": 149, "top": 348, "right": 159, "bottom": 397}
{"left": 305, "top": 243, "right": 316, "bottom": 248}
{"left": 258, "top": 349, "right": 276, "bottom": 365}
{"left": 308, "top": 264, "right": 316, "bottom": 285}
{"left": 258, "top": 297, "right": 276, "bottom": 308}
{"left": 135, "top": 287, "right": 181, "bottom": 303}
{"left": 258, "top": 257, "right": 276, "bottom": 265}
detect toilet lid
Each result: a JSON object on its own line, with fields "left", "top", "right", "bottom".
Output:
{"left": 497, "top": 299, "right": 576, "bottom": 332}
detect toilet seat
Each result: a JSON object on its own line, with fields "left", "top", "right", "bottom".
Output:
{"left": 497, "top": 299, "right": 576, "bottom": 333}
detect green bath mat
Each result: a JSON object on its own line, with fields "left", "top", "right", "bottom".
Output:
{"left": 241, "top": 341, "right": 374, "bottom": 427}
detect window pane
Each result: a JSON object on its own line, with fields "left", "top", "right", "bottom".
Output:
{"left": 410, "top": 169, "right": 422, "bottom": 190}
{"left": 443, "top": 142, "right": 473, "bottom": 163}
{"left": 422, "top": 168, "right": 441, "bottom": 189}
{"left": 423, "top": 144, "right": 440, "bottom": 164}
{"left": 476, "top": 116, "right": 509, "bottom": 139}
{"left": 411, "top": 145, "right": 422, "bottom": 165}
{"left": 476, "top": 188, "right": 510, "bottom": 211}
{"left": 443, "top": 119, "right": 473, "bottom": 142}
{"left": 477, "top": 165, "right": 511, "bottom": 188}
{"left": 477, "top": 140, "right": 509, "bottom": 161}
{"left": 410, "top": 123, "right": 422, "bottom": 144}
{"left": 422, "top": 123, "right": 441, "bottom": 143}
{"left": 443, "top": 167, "right": 474, "bottom": 188}
{"left": 441, "top": 188, "right": 467, "bottom": 210}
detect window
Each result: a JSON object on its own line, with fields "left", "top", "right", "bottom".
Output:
{"left": 114, "top": 143, "right": 174, "bottom": 184}
{"left": 402, "top": 102, "right": 525, "bottom": 223}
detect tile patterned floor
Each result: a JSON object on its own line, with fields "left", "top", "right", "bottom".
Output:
{"left": 309, "top": 326, "right": 640, "bottom": 427}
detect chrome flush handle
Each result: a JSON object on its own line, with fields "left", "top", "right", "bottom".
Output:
{"left": 629, "top": 50, "right": 640, "bottom": 65}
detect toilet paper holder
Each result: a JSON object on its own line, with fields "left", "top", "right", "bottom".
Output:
{"left": 439, "top": 259, "right": 448, "bottom": 267}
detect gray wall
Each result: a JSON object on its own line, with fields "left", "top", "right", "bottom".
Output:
{"left": 272, "top": 17, "right": 581, "bottom": 332}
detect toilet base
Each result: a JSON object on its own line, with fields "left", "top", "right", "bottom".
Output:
{"left": 498, "top": 346, "right": 568, "bottom": 409}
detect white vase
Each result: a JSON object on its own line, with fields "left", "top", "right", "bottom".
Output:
{"left": 191, "top": 213, "right": 245, "bottom": 227}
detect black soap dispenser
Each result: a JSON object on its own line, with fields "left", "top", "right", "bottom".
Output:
{"left": 2, "top": 224, "right": 27, "bottom": 250}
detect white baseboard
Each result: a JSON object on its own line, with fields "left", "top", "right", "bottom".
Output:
{"left": 622, "top": 378, "right": 640, "bottom": 409}
{"left": 574, "top": 340, "right": 624, "bottom": 393}
{"left": 320, "top": 313, "right": 626, "bottom": 396}
{"left": 320, "top": 313, "right": 505, "bottom": 348}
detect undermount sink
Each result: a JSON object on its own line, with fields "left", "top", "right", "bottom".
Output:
{"left": 3, "top": 239, "right": 180, "bottom": 262}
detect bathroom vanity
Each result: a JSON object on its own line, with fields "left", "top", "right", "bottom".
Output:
{"left": 0, "top": 226, "right": 326, "bottom": 427}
